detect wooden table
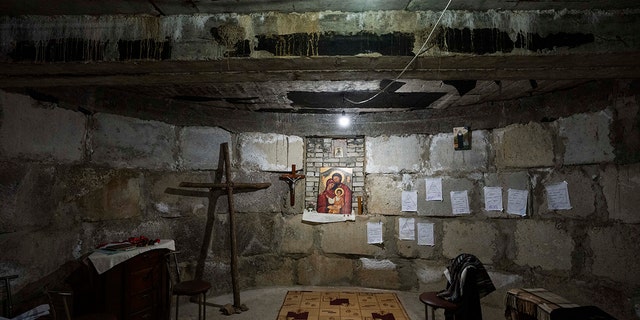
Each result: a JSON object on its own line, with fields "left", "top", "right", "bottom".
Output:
{"left": 419, "top": 291, "right": 459, "bottom": 320}
{"left": 86, "top": 240, "right": 175, "bottom": 320}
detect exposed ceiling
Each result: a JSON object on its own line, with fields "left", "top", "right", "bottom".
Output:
{"left": 1, "top": 0, "right": 639, "bottom": 133}
{"left": 3, "top": 0, "right": 639, "bottom": 15}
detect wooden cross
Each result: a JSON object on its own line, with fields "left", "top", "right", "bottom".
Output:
{"left": 166, "top": 142, "right": 270, "bottom": 312}
{"left": 279, "top": 164, "right": 305, "bottom": 206}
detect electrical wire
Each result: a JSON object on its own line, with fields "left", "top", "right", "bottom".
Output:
{"left": 344, "top": 0, "right": 453, "bottom": 105}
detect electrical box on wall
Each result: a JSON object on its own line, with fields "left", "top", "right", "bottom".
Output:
{"left": 453, "top": 126, "right": 471, "bottom": 150}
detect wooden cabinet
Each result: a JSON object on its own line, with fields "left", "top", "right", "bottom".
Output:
{"left": 93, "top": 249, "right": 170, "bottom": 320}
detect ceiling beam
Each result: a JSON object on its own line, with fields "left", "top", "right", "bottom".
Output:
{"left": 1, "top": 52, "right": 639, "bottom": 88}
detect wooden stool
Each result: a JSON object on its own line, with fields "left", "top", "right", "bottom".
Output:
{"left": 419, "top": 292, "right": 460, "bottom": 320}
{"left": 166, "top": 252, "right": 211, "bottom": 320}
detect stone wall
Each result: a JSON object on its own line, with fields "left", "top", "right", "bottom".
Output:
{"left": 1, "top": 87, "right": 640, "bottom": 319}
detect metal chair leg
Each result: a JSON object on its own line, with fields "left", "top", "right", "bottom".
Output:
{"left": 1, "top": 275, "right": 18, "bottom": 318}
{"left": 175, "top": 295, "right": 179, "bottom": 320}
{"left": 202, "top": 292, "right": 206, "bottom": 320}
{"left": 197, "top": 294, "right": 202, "bottom": 320}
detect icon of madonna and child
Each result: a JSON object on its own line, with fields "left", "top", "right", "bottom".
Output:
{"left": 316, "top": 167, "right": 353, "bottom": 215}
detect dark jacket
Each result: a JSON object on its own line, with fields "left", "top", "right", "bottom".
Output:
{"left": 437, "top": 253, "right": 496, "bottom": 320}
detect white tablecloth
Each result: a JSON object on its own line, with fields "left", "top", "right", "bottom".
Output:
{"left": 88, "top": 239, "right": 175, "bottom": 274}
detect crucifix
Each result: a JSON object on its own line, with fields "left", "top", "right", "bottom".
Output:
{"left": 279, "top": 164, "right": 305, "bottom": 206}
{"left": 166, "top": 142, "right": 270, "bottom": 313}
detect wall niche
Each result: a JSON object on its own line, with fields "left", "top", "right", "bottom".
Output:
{"left": 304, "top": 137, "right": 365, "bottom": 214}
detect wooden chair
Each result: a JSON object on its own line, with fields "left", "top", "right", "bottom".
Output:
{"left": 46, "top": 290, "right": 116, "bottom": 320}
{"left": 0, "top": 274, "right": 18, "bottom": 318}
{"left": 166, "top": 251, "right": 211, "bottom": 320}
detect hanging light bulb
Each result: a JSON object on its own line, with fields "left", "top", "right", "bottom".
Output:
{"left": 338, "top": 111, "right": 350, "bottom": 127}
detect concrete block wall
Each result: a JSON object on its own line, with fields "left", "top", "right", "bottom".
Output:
{"left": 2, "top": 88, "right": 640, "bottom": 319}
{"left": 355, "top": 113, "right": 639, "bottom": 318}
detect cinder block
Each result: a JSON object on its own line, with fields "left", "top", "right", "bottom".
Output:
{"left": 0, "top": 92, "right": 84, "bottom": 162}
{"left": 320, "top": 217, "right": 385, "bottom": 256}
{"left": 429, "top": 130, "right": 490, "bottom": 173}
{"left": 589, "top": 225, "right": 640, "bottom": 284}
{"left": 601, "top": 164, "right": 640, "bottom": 223}
{"left": 78, "top": 173, "right": 143, "bottom": 221}
{"left": 366, "top": 174, "right": 403, "bottom": 215}
{"left": 487, "top": 271, "right": 523, "bottom": 290}
{"left": 442, "top": 220, "right": 498, "bottom": 263}
{"left": 396, "top": 218, "right": 421, "bottom": 258}
{"left": 414, "top": 219, "right": 439, "bottom": 259}
{"left": 558, "top": 110, "right": 615, "bottom": 165}
{"left": 246, "top": 255, "right": 296, "bottom": 287}
{"left": 394, "top": 217, "right": 437, "bottom": 259}
{"left": 413, "top": 260, "right": 447, "bottom": 285}
{"left": 237, "top": 132, "right": 303, "bottom": 171}
{"left": 356, "top": 258, "right": 401, "bottom": 289}
{"left": 365, "top": 135, "right": 426, "bottom": 173}
{"left": 234, "top": 211, "right": 279, "bottom": 256}
{"left": 229, "top": 172, "right": 289, "bottom": 213}
{"left": 514, "top": 220, "right": 574, "bottom": 270}
{"left": 483, "top": 171, "right": 530, "bottom": 218}
{"left": 146, "top": 171, "right": 212, "bottom": 218}
{"left": 534, "top": 169, "right": 595, "bottom": 218}
{"left": 416, "top": 176, "right": 476, "bottom": 217}
{"left": 495, "top": 122, "right": 554, "bottom": 168}
{"left": 297, "top": 253, "right": 354, "bottom": 286}
{"left": 281, "top": 215, "right": 315, "bottom": 254}
{"left": 91, "top": 113, "right": 176, "bottom": 169}
{"left": 179, "top": 126, "right": 231, "bottom": 170}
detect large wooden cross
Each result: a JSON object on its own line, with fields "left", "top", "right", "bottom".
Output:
{"left": 166, "top": 142, "right": 270, "bottom": 312}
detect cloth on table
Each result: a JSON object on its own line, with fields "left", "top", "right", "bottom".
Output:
{"left": 88, "top": 239, "right": 175, "bottom": 274}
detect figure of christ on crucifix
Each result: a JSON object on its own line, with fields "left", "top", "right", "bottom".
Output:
{"left": 279, "top": 164, "right": 305, "bottom": 206}
{"left": 316, "top": 167, "right": 353, "bottom": 215}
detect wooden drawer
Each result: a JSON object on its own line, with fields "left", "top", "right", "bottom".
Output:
{"left": 128, "top": 290, "right": 154, "bottom": 314}
{"left": 128, "top": 266, "right": 156, "bottom": 294}
{"left": 127, "top": 250, "right": 164, "bottom": 272}
{"left": 128, "top": 308, "right": 155, "bottom": 320}
{"left": 93, "top": 248, "right": 170, "bottom": 320}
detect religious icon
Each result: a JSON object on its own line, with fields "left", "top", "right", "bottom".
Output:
{"left": 317, "top": 167, "right": 353, "bottom": 215}
{"left": 332, "top": 139, "right": 347, "bottom": 158}
{"left": 453, "top": 126, "right": 471, "bottom": 150}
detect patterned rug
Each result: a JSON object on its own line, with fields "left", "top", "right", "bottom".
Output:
{"left": 277, "top": 290, "right": 411, "bottom": 320}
